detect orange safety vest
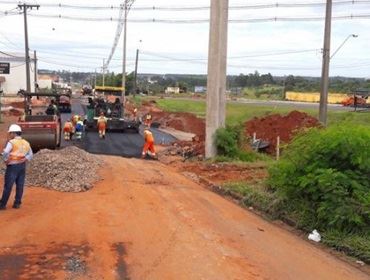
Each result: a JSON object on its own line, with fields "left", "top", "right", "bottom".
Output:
{"left": 64, "top": 121, "right": 73, "bottom": 133}
{"left": 8, "top": 138, "right": 31, "bottom": 165}
{"left": 144, "top": 129, "right": 154, "bottom": 143}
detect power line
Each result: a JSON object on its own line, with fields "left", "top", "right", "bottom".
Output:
{"left": 1, "top": 0, "right": 370, "bottom": 11}
{"left": 22, "top": 13, "right": 370, "bottom": 23}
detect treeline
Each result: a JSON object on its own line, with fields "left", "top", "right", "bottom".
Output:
{"left": 39, "top": 69, "right": 370, "bottom": 94}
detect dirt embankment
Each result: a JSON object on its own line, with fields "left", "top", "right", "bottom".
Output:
{"left": 245, "top": 110, "right": 320, "bottom": 153}
{"left": 139, "top": 100, "right": 206, "bottom": 156}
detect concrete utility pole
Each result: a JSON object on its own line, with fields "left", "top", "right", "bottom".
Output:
{"left": 122, "top": 0, "right": 135, "bottom": 108}
{"left": 205, "top": 0, "right": 229, "bottom": 158}
{"left": 18, "top": 3, "right": 39, "bottom": 93}
{"left": 133, "top": 48, "right": 139, "bottom": 96}
{"left": 94, "top": 68, "right": 97, "bottom": 88}
{"left": 319, "top": 0, "right": 332, "bottom": 126}
{"left": 122, "top": 2, "right": 128, "bottom": 102}
{"left": 34, "top": 50, "right": 37, "bottom": 92}
{"left": 102, "top": 59, "right": 106, "bottom": 87}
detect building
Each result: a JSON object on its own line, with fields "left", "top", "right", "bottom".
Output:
{"left": 165, "top": 87, "right": 180, "bottom": 94}
{"left": 194, "top": 86, "right": 207, "bottom": 94}
{"left": 0, "top": 52, "right": 37, "bottom": 95}
{"left": 38, "top": 74, "right": 60, "bottom": 89}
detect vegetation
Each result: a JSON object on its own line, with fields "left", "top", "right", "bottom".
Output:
{"left": 39, "top": 69, "right": 370, "bottom": 95}
{"left": 155, "top": 98, "right": 370, "bottom": 127}
{"left": 269, "top": 126, "right": 370, "bottom": 233}
{"left": 215, "top": 125, "right": 268, "bottom": 162}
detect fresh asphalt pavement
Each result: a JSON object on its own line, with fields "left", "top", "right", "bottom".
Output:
{"left": 60, "top": 97, "right": 176, "bottom": 158}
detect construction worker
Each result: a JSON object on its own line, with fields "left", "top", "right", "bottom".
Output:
{"left": 0, "top": 124, "right": 33, "bottom": 210}
{"left": 142, "top": 126, "right": 157, "bottom": 159}
{"left": 75, "top": 116, "right": 84, "bottom": 140}
{"left": 97, "top": 112, "right": 108, "bottom": 139}
{"left": 63, "top": 119, "right": 73, "bottom": 141}
{"left": 144, "top": 113, "right": 152, "bottom": 127}
{"left": 45, "top": 99, "right": 58, "bottom": 115}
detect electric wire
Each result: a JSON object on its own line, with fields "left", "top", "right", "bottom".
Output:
{"left": 22, "top": 13, "right": 370, "bottom": 23}
{"left": 1, "top": 0, "right": 370, "bottom": 11}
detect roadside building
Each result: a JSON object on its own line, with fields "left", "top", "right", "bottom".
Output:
{"left": 165, "top": 86, "right": 180, "bottom": 94}
{"left": 194, "top": 86, "right": 207, "bottom": 94}
{"left": 0, "top": 52, "right": 37, "bottom": 95}
{"left": 38, "top": 74, "right": 59, "bottom": 89}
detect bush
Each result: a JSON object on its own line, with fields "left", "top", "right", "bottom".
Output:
{"left": 215, "top": 125, "right": 263, "bottom": 162}
{"left": 215, "top": 125, "right": 240, "bottom": 157}
{"left": 268, "top": 125, "right": 370, "bottom": 233}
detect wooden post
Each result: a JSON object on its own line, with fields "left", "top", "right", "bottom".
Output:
{"left": 276, "top": 136, "right": 280, "bottom": 161}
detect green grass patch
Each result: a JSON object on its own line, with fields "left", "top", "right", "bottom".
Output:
{"left": 155, "top": 98, "right": 370, "bottom": 127}
{"left": 223, "top": 182, "right": 284, "bottom": 219}
{"left": 323, "top": 230, "right": 370, "bottom": 263}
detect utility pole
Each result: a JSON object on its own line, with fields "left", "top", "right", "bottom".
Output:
{"left": 319, "top": 0, "right": 332, "bottom": 126}
{"left": 121, "top": 0, "right": 135, "bottom": 109}
{"left": 205, "top": 0, "right": 229, "bottom": 158}
{"left": 34, "top": 50, "right": 37, "bottom": 93}
{"left": 18, "top": 3, "right": 39, "bottom": 93}
{"left": 102, "top": 59, "right": 105, "bottom": 87}
{"left": 122, "top": 2, "right": 128, "bottom": 104}
{"left": 94, "top": 69, "right": 97, "bottom": 88}
{"left": 133, "top": 48, "right": 139, "bottom": 96}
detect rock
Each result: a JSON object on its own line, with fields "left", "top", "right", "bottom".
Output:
{"left": 22, "top": 146, "right": 102, "bottom": 193}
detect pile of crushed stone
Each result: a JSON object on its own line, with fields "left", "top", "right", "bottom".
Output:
{"left": 25, "top": 146, "right": 102, "bottom": 192}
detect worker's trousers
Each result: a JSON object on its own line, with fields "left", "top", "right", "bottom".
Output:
{"left": 142, "top": 141, "right": 156, "bottom": 156}
{"left": 0, "top": 162, "right": 26, "bottom": 207}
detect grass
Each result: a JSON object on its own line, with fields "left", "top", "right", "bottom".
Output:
{"left": 222, "top": 182, "right": 370, "bottom": 264}
{"left": 155, "top": 98, "right": 370, "bottom": 127}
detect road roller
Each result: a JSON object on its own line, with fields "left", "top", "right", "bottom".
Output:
{"left": 17, "top": 92, "right": 63, "bottom": 151}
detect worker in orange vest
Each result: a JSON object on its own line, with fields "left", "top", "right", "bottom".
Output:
{"left": 142, "top": 126, "right": 157, "bottom": 159}
{"left": 63, "top": 119, "right": 73, "bottom": 141}
{"left": 97, "top": 112, "right": 108, "bottom": 139}
{"left": 144, "top": 113, "right": 152, "bottom": 127}
{"left": 0, "top": 124, "right": 33, "bottom": 210}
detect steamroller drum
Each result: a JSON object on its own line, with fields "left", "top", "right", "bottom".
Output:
{"left": 22, "top": 129, "right": 58, "bottom": 151}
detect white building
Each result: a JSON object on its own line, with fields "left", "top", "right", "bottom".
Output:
{"left": 0, "top": 52, "right": 37, "bottom": 95}
{"left": 165, "top": 86, "right": 180, "bottom": 94}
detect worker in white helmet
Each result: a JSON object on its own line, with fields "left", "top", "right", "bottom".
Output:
{"left": 0, "top": 124, "right": 33, "bottom": 210}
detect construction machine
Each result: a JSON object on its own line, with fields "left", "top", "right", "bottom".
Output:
{"left": 16, "top": 92, "right": 70, "bottom": 150}
{"left": 342, "top": 89, "right": 370, "bottom": 109}
{"left": 85, "top": 86, "right": 140, "bottom": 133}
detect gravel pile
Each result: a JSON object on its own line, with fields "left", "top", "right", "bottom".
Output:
{"left": 25, "top": 146, "right": 102, "bottom": 192}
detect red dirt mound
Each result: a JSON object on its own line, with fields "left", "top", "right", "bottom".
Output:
{"left": 245, "top": 111, "right": 320, "bottom": 154}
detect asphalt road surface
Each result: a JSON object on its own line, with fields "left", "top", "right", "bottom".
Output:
{"left": 60, "top": 97, "right": 176, "bottom": 158}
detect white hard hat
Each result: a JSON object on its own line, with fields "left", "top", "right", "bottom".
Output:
{"left": 8, "top": 124, "right": 22, "bottom": 133}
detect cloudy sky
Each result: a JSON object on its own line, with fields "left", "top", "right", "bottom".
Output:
{"left": 1, "top": 0, "right": 370, "bottom": 77}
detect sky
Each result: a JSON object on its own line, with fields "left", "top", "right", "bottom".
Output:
{"left": 0, "top": 0, "right": 370, "bottom": 77}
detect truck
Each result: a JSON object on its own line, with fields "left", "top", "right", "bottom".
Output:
{"left": 85, "top": 86, "right": 140, "bottom": 133}
{"left": 341, "top": 89, "right": 370, "bottom": 110}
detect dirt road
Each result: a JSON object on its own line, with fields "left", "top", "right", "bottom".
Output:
{"left": 0, "top": 156, "right": 368, "bottom": 280}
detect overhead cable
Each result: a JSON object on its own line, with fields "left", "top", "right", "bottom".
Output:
{"left": 1, "top": 0, "right": 370, "bottom": 11}
{"left": 24, "top": 13, "right": 370, "bottom": 23}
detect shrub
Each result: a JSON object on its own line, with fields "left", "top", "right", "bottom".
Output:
{"left": 268, "top": 125, "right": 370, "bottom": 233}
{"left": 215, "top": 125, "right": 239, "bottom": 157}
{"left": 215, "top": 125, "right": 262, "bottom": 162}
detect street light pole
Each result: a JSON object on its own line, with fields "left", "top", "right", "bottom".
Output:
{"left": 331, "top": 34, "right": 358, "bottom": 59}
